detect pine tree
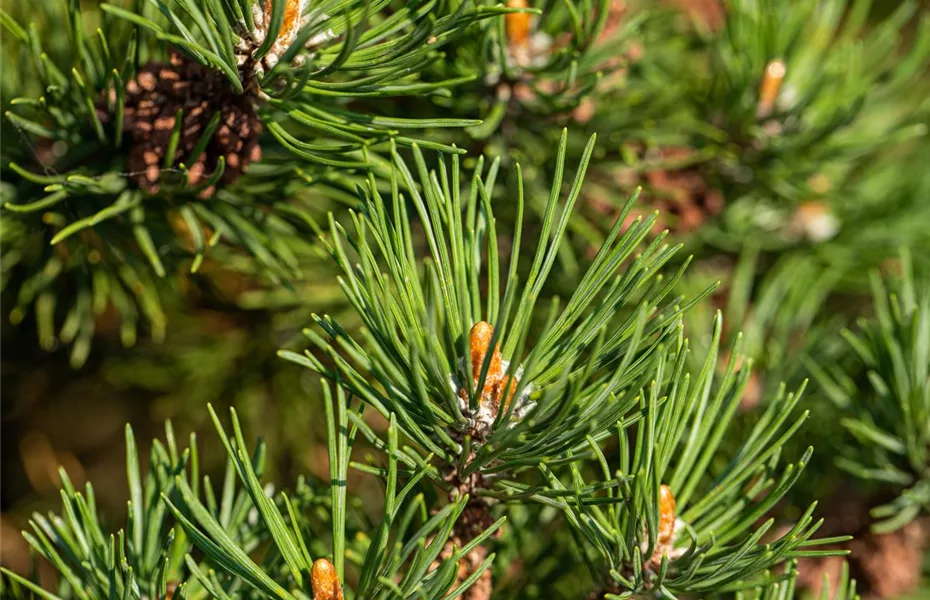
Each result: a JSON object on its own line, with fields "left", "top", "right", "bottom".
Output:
{"left": 3, "top": 0, "right": 930, "bottom": 599}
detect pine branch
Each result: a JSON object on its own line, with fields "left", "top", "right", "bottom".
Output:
{"left": 0, "top": 423, "right": 192, "bottom": 599}
{"left": 418, "top": 0, "right": 631, "bottom": 139}
{"left": 165, "top": 387, "right": 499, "bottom": 600}
{"left": 0, "top": 0, "right": 501, "bottom": 364}
{"left": 269, "top": 129, "right": 859, "bottom": 596}
{"left": 809, "top": 249, "right": 930, "bottom": 533}
{"left": 0, "top": 382, "right": 498, "bottom": 600}
{"left": 551, "top": 313, "right": 849, "bottom": 597}
{"left": 641, "top": 0, "right": 930, "bottom": 200}
{"left": 560, "top": 0, "right": 930, "bottom": 257}
{"left": 283, "top": 130, "right": 707, "bottom": 482}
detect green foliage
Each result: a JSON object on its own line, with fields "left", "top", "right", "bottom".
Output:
{"left": 552, "top": 315, "right": 847, "bottom": 596}
{"left": 170, "top": 393, "right": 498, "bottom": 600}
{"left": 0, "top": 0, "right": 499, "bottom": 365}
{"left": 422, "top": 0, "right": 629, "bottom": 139}
{"left": 283, "top": 131, "right": 712, "bottom": 497}
{"left": 628, "top": 0, "right": 930, "bottom": 207}
{"left": 3, "top": 1, "right": 929, "bottom": 598}
{"left": 0, "top": 424, "right": 192, "bottom": 599}
{"left": 559, "top": 0, "right": 930, "bottom": 271}
{"left": 736, "top": 561, "right": 858, "bottom": 600}
{"left": 0, "top": 387, "right": 497, "bottom": 600}
{"left": 273, "top": 132, "right": 853, "bottom": 597}
{"left": 810, "top": 251, "right": 930, "bottom": 533}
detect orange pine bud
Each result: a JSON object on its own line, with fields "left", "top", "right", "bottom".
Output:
{"left": 469, "top": 321, "right": 503, "bottom": 392}
{"left": 493, "top": 373, "right": 520, "bottom": 414}
{"left": 757, "top": 59, "right": 786, "bottom": 118}
{"left": 311, "top": 558, "right": 344, "bottom": 600}
{"left": 462, "top": 321, "right": 523, "bottom": 420}
{"left": 265, "top": 0, "right": 303, "bottom": 41}
{"left": 506, "top": 0, "right": 532, "bottom": 48}
{"left": 657, "top": 484, "right": 676, "bottom": 549}
{"left": 648, "top": 484, "right": 678, "bottom": 567}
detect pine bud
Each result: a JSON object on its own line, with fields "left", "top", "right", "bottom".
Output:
{"left": 657, "top": 484, "right": 676, "bottom": 550}
{"left": 506, "top": 0, "right": 532, "bottom": 48}
{"left": 792, "top": 201, "right": 839, "bottom": 242}
{"left": 645, "top": 484, "right": 678, "bottom": 568}
{"left": 492, "top": 373, "right": 520, "bottom": 415}
{"left": 460, "top": 322, "right": 524, "bottom": 422}
{"left": 468, "top": 321, "right": 503, "bottom": 393}
{"left": 311, "top": 558, "right": 344, "bottom": 600}
{"left": 757, "top": 59, "right": 786, "bottom": 118}
{"left": 265, "top": 0, "right": 303, "bottom": 41}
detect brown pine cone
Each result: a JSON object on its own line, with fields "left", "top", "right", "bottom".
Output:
{"left": 101, "top": 51, "right": 262, "bottom": 196}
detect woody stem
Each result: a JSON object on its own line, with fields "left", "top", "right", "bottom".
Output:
{"left": 442, "top": 465, "right": 494, "bottom": 600}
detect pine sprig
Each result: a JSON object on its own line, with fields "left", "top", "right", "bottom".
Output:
{"left": 423, "top": 0, "right": 630, "bottom": 139}
{"left": 282, "top": 130, "right": 711, "bottom": 496}
{"left": 553, "top": 315, "right": 848, "bottom": 597}
{"left": 640, "top": 0, "right": 930, "bottom": 205}
{"left": 167, "top": 388, "right": 499, "bottom": 600}
{"left": 0, "top": 423, "right": 192, "bottom": 599}
{"left": 0, "top": 387, "right": 496, "bottom": 600}
{"left": 809, "top": 249, "right": 930, "bottom": 533}
{"left": 564, "top": 0, "right": 930, "bottom": 260}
